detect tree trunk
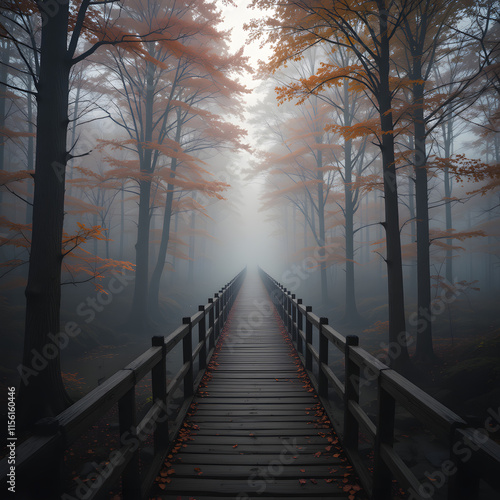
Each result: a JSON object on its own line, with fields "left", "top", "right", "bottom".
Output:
{"left": 188, "top": 193, "right": 196, "bottom": 283}
{"left": 119, "top": 180, "right": 125, "bottom": 260}
{"left": 0, "top": 40, "right": 9, "bottom": 207}
{"left": 149, "top": 113, "right": 182, "bottom": 318}
{"left": 342, "top": 80, "right": 360, "bottom": 322}
{"left": 377, "top": 2, "right": 410, "bottom": 370}
{"left": 442, "top": 110, "right": 454, "bottom": 284}
{"left": 343, "top": 137, "right": 360, "bottom": 321}
{"left": 169, "top": 209, "right": 179, "bottom": 286}
{"left": 316, "top": 148, "right": 328, "bottom": 304}
{"left": 412, "top": 40, "right": 434, "bottom": 362}
{"left": 18, "top": 3, "right": 72, "bottom": 429}
{"left": 66, "top": 74, "right": 81, "bottom": 199}
{"left": 26, "top": 79, "right": 35, "bottom": 224}
{"left": 129, "top": 60, "right": 155, "bottom": 330}
{"left": 407, "top": 136, "right": 417, "bottom": 296}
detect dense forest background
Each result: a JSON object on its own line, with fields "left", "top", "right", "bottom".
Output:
{"left": 0, "top": 0, "right": 498, "bottom": 442}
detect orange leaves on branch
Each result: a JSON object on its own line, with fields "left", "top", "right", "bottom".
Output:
{"left": 348, "top": 174, "right": 383, "bottom": 194}
{"left": 429, "top": 228, "right": 487, "bottom": 251}
{"left": 431, "top": 154, "right": 500, "bottom": 190}
{"left": 0, "top": 216, "right": 31, "bottom": 249}
{"left": 0, "top": 169, "right": 34, "bottom": 187}
{"left": 62, "top": 223, "right": 106, "bottom": 257}
{"left": 325, "top": 118, "right": 380, "bottom": 141}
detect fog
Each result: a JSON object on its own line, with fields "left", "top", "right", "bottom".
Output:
{"left": 0, "top": 4, "right": 499, "bottom": 494}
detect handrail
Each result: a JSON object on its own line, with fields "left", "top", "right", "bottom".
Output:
{"left": 0, "top": 267, "right": 247, "bottom": 500}
{"left": 259, "top": 267, "right": 500, "bottom": 500}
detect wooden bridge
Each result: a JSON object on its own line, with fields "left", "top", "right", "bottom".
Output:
{"left": 1, "top": 268, "right": 500, "bottom": 499}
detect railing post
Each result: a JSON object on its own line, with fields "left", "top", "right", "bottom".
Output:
{"left": 291, "top": 294, "right": 297, "bottom": 343}
{"left": 448, "top": 429, "right": 480, "bottom": 500}
{"left": 208, "top": 298, "right": 215, "bottom": 352}
{"left": 297, "top": 299, "right": 303, "bottom": 355}
{"left": 220, "top": 287, "right": 226, "bottom": 325}
{"left": 29, "top": 418, "right": 64, "bottom": 499}
{"left": 214, "top": 293, "right": 220, "bottom": 340}
{"left": 198, "top": 305, "right": 207, "bottom": 370}
{"left": 119, "top": 388, "right": 141, "bottom": 499}
{"left": 344, "top": 335, "right": 359, "bottom": 452}
{"left": 182, "top": 317, "right": 194, "bottom": 398}
{"left": 152, "top": 336, "right": 169, "bottom": 453}
{"left": 281, "top": 287, "right": 287, "bottom": 322}
{"left": 318, "top": 317, "right": 329, "bottom": 398}
{"left": 372, "top": 374, "right": 396, "bottom": 500}
{"left": 305, "top": 306, "right": 313, "bottom": 371}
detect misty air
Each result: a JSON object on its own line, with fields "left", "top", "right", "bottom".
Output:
{"left": 0, "top": 1, "right": 499, "bottom": 499}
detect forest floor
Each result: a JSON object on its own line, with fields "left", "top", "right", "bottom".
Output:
{"left": 1, "top": 279, "right": 499, "bottom": 499}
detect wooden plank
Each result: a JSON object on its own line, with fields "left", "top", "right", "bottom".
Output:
{"left": 170, "top": 463, "right": 345, "bottom": 478}
{"left": 123, "top": 346, "right": 162, "bottom": 382}
{"left": 150, "top": 272, "right": 363, "bottom": 500}
{"left": 152, "top": 477, "right": 350, "bottom": 496}
{"left": 164, "top": 324, "right": 190, "bottom": 353}
{"left": 380, "top": 370, "right": 466, "bottom": 437}
{"left": 171, "top": 453, "right": 345, "bottom": 466}
{"left": 58, "top": 369, "right": 135, "bottom": 444}
{"left": 182, "top": 435, "right": 333, "bottom": 446}
{"left": 195, "top": 397, "right": 317, "bottom": 404}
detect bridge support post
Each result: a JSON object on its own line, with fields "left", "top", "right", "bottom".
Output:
{"left": 281, "top": 287, "right": 286, "bottom": 323}
{"left": 448, "top": 428, "right": 482, "bottom": 500}
{"left": 152, "top": 336, "right": 169, "bottom": 454}
{"left": 305, "top": 306, "right": 313, "bottom": 371}
{"left": 198, "top": 305, "right": 207, "bottom": 370}
{"left": 344, "top": 335, "right": 360, "bottom": 452}
{"left": 24, "top": 417, "right": 64, "bottom": 499}
{"left": 291, "top": 294, "right": 297, "bottom": 343}
{"left": 318, "top": 317, "right": 329, "bottom": 397}
{"left": 119, "top": 387, "right": 141, "bottom": 499}
{"left": 297, "top": 299, "right": 303, "bottom": 355}
{"left": 182, "top": 317, "right": 194, "bottom": 398}
{"left": 220, "top": 287, "right": 226, "bottom": 326}
{"left": 214, "top": 293, "right": 220, "bottom": 340}
{"left": 208, "top": 298, "right": 215, "bottom": 352}
{"left": 287, "top": 291, "right": 292, "bottom": 335}
{"left": 372, "top": 377, "right": 396, "bottom": 500}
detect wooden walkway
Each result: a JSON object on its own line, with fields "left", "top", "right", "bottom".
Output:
{"left": 150, "top": 272, "right": 364, "bottom": 499}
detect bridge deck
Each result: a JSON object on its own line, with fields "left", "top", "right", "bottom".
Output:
{"left": 150, "top": 272, "right": 364, "bottom": 499}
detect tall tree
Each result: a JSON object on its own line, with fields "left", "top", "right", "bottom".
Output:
{"left": 0, "top": 0, "right": 183, "bottom": 428}
{"left": 249, "top": 0, "right": 413, "bottom": 369}
{"left": 95, "top": 0, "right": 247, "bottom": 328}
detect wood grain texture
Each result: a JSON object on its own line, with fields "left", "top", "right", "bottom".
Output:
{"left": 150, "top": 271, "right": 365, "bottom": 499}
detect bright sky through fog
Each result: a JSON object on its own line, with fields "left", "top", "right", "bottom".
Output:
{"left": 217, "top": 0, "right": 278, "bottom": 270}
{"left": 219, "top": 0, "right": 272, "bottom": 103}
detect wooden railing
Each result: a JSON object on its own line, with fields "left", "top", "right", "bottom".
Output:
{"left": 0, "top": 267, "right": 246, "bottom": 500}
{"left": 259, "top": 268, "right": 500, "bottom": 500}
